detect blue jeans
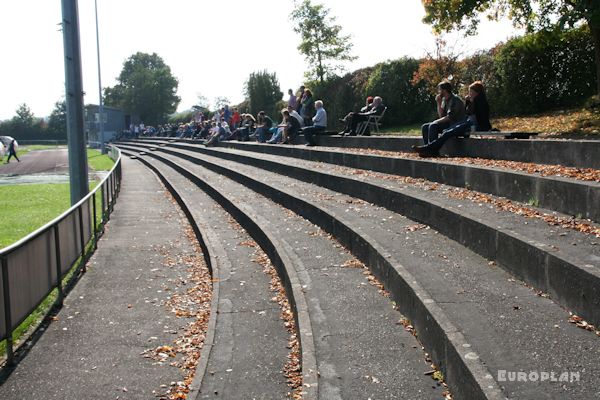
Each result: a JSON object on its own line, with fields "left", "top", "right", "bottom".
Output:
{"left": 421, "top": 121, "right": 451, "bottom": 144}
{"left": 255, "top": 127, "right": 270, "bottom": 143}
{"left": 268, "top": 128, "right": 284, "bottom": 143}
{"left": 422, "top": 120, "right": 471, "bottom": 153}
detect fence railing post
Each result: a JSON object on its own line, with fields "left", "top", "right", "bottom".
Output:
{"left": 92, "top": 192, "right": 98, "bottom": 250}
{"left": 2, "top": 256, "right": 14, "bottom": 366}
{"left": 54, "top": 225, "right": 64, "bottom": 306}
{"left": 101, "top": 180, "right": 107, "bottom": 223}
{"left": 78, "top": 207, "right": 86, "bottom": 273}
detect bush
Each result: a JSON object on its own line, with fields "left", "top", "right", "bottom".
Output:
{"left": 365, "top": 58, "right": 433, "bottom": 126}
{"left": 492, "top": 26, "right": 596, "bottom": 115}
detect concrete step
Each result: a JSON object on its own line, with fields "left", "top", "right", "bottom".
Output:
{"left": 122, "top": 141, "right": 600, "bottom": 328}
{"left": 118, "top": 145, "right": 461, "bottom": 399}
{"left": 210, "top": 140, "right": 600, "bottom": 223}
{"left": 116, "top": 143, "right": 600, "bottom": 399}
{"left": 121, "top": 150, "right": 297, "bottom": 399}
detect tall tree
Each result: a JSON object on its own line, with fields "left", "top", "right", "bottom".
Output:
{"left": 244, "top": 70, "right": 283, "bottom": 117}
{"left": 14, "top": 103, "right": 35, "bottom": 126}
{"left": 422, "top": 0, "right": 600, "bottom": 94}
{"left": 290, "top": 0, "right": 356, "bottom": 83}
{"left": 47, "top": 99, "right": 67, "bottom": 138}
{"left": 104, "top": 52, "right": 180, "bottom": 125}
{"left": 213, "top": 96, "right": 231, "bottom": 110}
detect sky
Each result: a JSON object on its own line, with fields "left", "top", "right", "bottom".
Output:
{"left": 0, "top": 0, "right": 521, "bottom": 121}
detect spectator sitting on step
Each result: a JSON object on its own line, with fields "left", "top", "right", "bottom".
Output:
{"left": 413, "top": 81, "right": 490, "bottom": 157}
{"left": 205, "top": 121, "right": 232, "bottom": 146}
{"left": 252, "top": 111, "right": 274, "bottom": 143}
{"left": 339, "top": 96, "right": 385, "bottom": 136}
{"left": 197, "top": 121, "right": 212, "bottom": 140}
{"left": 268, "top": 109, "right": 301, "bottom": 144}
{"left": 232, "top": 114, "right": 256, "bottom": 141}
{"left": 302, "top": 100, "right": 328, "bottom": 147}
{"left": 418, "top": 80, "right": 466, "bottom": 154}
{"left": 287, "top": 105, "right": 304, "bottom": 128}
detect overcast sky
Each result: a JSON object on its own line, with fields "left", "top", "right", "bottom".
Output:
{"left": 0, "top": 0, "right": 520, "bottom": 121}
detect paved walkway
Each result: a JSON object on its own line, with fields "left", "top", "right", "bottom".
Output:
{"left": 0, "top": 149, "right": 69, "bottom": 175}
{"left": 0, "top": 157, "right": 202, "bottom": 400}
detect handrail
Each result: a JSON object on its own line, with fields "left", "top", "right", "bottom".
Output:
{"left": 1, "top": 146, "right": 122, "bottom": 366}
{"left": 0, "top": 146, "right": 121, "bottom": 256}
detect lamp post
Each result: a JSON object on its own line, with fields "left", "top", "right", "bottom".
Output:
{"left": 94, "top": 0, "right": 106, "bottom": 154}
{"left": 61, "top": 0, "right": 89, "bottom": 204}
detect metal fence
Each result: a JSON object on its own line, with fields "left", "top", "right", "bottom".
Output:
{"left": 0, "top": 146, "right": 122, "bottom": 365}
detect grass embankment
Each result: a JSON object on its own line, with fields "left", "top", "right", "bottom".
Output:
{"left": 383, "top": 107, "right": 600, "bottom": 138}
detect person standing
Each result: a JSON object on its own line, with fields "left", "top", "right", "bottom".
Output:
{"left": 5, "top": 139, "right": 19, "bottom": 163}
{"left": 300, "top": 88, "right": 315, "bottom": 126}
{"left": 295, "top": 85, "right": 305, "bottom": 113}
{"left": 287, "top": 89, "right": 297, "bottom": 110}
{"left": 302, "top": 100, "right": 327, "bottom": 147}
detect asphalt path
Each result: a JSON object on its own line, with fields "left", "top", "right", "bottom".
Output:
{"left": 0, "top": 149, "right": 69, "bottom": 175}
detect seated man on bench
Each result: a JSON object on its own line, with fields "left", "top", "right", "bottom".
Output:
{"left": 339, "top": 96, "right": 385, "bottom": 136}
{"left": 302, "top": 100, "right": 328, "bottom": 147}
{"left": 413, "top": 81, "right": 491, "bottom": 157}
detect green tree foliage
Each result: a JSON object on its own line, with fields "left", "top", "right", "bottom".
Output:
{"left": 14, "top": 103, "right": 35, "bottom": 126}
{"left": 290, "top": 0, "right": 356, "bottom": 83}
{"left": 491, "top": 26, "right": 596, "bottom": 114}
{"left": 104, "top": 52, "right": 180, "bottom": 125}
{"left": 0, "top": 103, "right": 58, "bottom": 141}
{"left": 213, "top": 96, "right": 230, "bottom": 110}
{"left": 244, "top": 70, "right": 283, "bottom": 118}
{"left": 366, "top": 58, "right": 433, "bottom": 125}
{"left": 46, "top": 100, "right": 67, "bottom": 138}
{"left": 421, "top": 0, "right": 600, "bottom": 94}
{"left": 308, "top": 66, "right": 374, "bottom": 127}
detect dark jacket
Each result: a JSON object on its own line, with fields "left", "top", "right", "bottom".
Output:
{"left": 467, "top": 94, "right": 491, "bottom": 131}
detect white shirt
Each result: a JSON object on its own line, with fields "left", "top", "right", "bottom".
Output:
{"left": 312, "top": 107, "right": 327, "bottom": 127}
{"left": 290, "top": 110, "right": 304, "bottom": 127}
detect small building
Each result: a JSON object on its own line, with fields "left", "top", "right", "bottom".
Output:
{"left": 85, "top": 105, "right": 128, "bottom": 147}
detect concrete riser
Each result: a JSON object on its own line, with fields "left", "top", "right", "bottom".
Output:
{"left": 163, "top": 144, "right": 600, "bottom": 328}
{"left": 312, "top": 136, "right": 600, "bottom": 170}
{"left": 214, "top": 141, "right": 600, "bottom": 222}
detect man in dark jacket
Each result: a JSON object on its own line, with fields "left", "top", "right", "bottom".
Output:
{"left": 5, "top": 139, "right": 19, "bottom": 163}
{"left": 339, "top": 96, "right": 385, "bottom": 136}
{"left": 421, "top": 81, "right": 466, "bottom": 146}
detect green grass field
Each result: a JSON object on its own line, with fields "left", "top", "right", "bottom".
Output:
{"left": 0, "top": 148, "right": 114, "bottom": 248}
{"left": 0, "top": 183, "right": 71, "bottom": 248}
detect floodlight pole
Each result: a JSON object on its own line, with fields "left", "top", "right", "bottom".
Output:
{"left": 61, "top": 0, "right": 89, "bottom": 205}
{"left": 94, "top": 0, "right": 106, "bottom": 154}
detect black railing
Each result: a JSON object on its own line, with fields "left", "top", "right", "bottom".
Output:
{"left": 0, "top": 146, "right": 122, "bottom": 365}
